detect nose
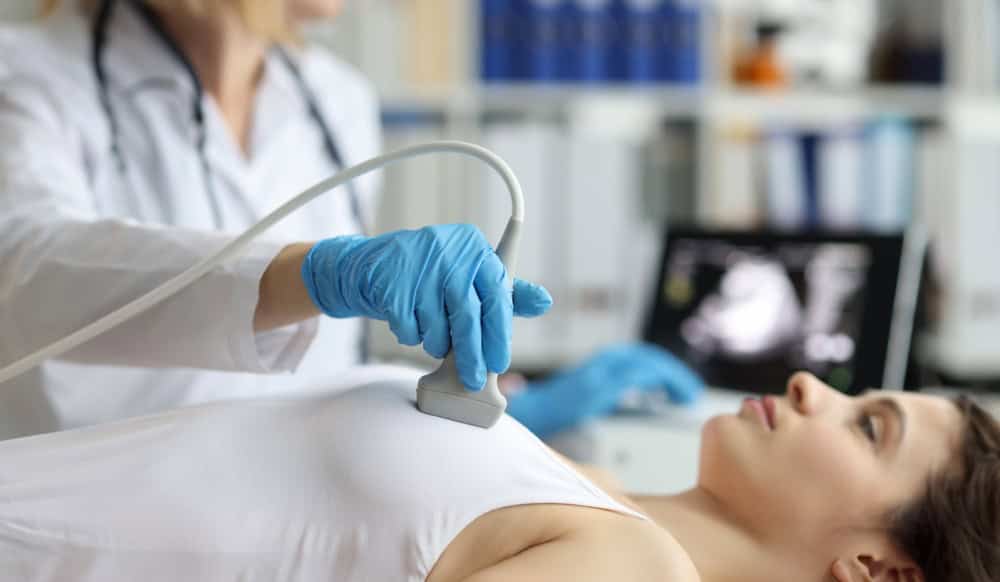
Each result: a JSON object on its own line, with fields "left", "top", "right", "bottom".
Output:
{"left": 785, "top": 372, "right": 828, "bottom": 416}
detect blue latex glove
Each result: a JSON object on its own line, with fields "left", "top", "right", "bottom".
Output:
{"left": 301, "top": 224, "right": 553, "bottom": 390}
{"left": 505, "top": 343, "right": 704, "bottom": 437}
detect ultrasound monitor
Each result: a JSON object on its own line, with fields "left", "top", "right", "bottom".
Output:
{"left": 643, "top": 228, "right": 925, "bottom": 395}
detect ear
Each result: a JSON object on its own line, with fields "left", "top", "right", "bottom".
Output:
{"left": 831, "top": 555, "right": 924, "bottom": 582}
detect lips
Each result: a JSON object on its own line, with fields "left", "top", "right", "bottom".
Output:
{"left": 762, "top": 395, "right": 777, "bottom": 430}
{"left": 743, "top": 396, "right": 776, "bottom": 430}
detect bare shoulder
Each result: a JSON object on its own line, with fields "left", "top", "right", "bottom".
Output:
{"left": 595, "top": 517, "right": 700, "bottom": 582}
{"left": 633, "top": 520, "right": 701, "bottom": 582}
{"left": 458, "top": 512, "right": 700, "bottom": 582}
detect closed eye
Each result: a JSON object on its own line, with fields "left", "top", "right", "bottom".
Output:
{"left": 856, "top": 391, "right": 907, "bottom": 452}
{"left": 857, "top": 412, "right": 882, "bottom": 446}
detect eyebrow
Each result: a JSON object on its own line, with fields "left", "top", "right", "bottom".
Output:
{"left": 860, "top": 389, "right": 908, "bottom": 449}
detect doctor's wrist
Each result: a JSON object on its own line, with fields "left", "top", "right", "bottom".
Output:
{"left": 300, "top": 235, "right": 369, "bottom": 318}
{"left": 254, "top": 242, "right": 321, "bottom": 332}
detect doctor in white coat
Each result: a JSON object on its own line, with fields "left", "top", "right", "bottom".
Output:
{"left": 0, "top": 0, "right": 702, "bottom": 441}
{"left": 0, "top": 0, "right": 562, "bottom": 439}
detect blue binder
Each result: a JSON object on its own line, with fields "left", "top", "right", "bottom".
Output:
{"left": 622, "top": 0, "right": 665, "bottom": 83}
{"left": 800, "top": 132, "right": 821, "bottom": 228}
{"left": 569, "top": 0, "right": 616, "bottom": 82}
{"left": 669, "top": 0, "right": 700, "bottom": 83}
{"left": 481, "top": 0, "right": 519, "bottom": 81}
{"left": 523, "top": 0, "right": 566, "bottom": 81}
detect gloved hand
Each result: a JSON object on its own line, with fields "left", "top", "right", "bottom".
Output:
{"left": 505, "top": 343, "right": 704, "bottom": 437}
{"left": 301, "top": 224, "right": 552, "bottom": 390}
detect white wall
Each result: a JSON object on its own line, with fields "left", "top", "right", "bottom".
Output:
{"left": 0, "top": 0, "right": 38, "bottom": 20}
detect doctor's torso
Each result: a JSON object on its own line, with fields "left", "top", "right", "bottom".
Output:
{"left": 0, "top": 2, "right": 382, "bottom": 438}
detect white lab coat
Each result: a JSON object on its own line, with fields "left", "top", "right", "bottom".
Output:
{"left": 0, "top": 2, "right": 382, "bottom": 438}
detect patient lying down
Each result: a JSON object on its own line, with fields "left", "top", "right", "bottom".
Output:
{"left": 0, "top": 366, "right": 996, "bottom": 582}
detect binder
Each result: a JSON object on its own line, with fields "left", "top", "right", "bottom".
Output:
{"left": 622, "top": 0, "right": 664, "bottom": 82}
{"left": 665, "top": 0, "right": 700, "bottom": 83}
{"left": 523, "top": 0, "right": 567, "bottom": 81}
{"left": 712, "top": 125, "right": 758, "bottom": 227}
{"left": 482, "top": 123, "right": 569, "bottom": 365}
{"left": 565, "top": 133, "right": 640, "bottom": 355}
{"left": 799, "top": 131, "right": 821, "bottom": 228}
{"left": 764, "top": 129, "right": 807, "bottom": 229}
{"left": 818, "top": 128, "right": 864, "bottom": 229}
{"left": 570, "top": 0, "right": 616, "bottom": 82}
{"left": 481, "top": 0, "right": 519, "bottom": 81}
{"left": 863, "top": 118, "right": 915, "bottom": 232}
{"left": 641, "top": 124, "right": 697, "bottom": 224}
{"left": 406, "top": 0, "right": 455, "bottom": 86}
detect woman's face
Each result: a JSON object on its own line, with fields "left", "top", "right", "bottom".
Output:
{"left": 699, "top": 373, "right": 962, "bottom": 549}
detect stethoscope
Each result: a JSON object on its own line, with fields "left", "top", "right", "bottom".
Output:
{"left": 91, "top": 0, "right": 370, "bottom": 361}
{"left": 90, "top": 0, "right": 366, "bottom": 234}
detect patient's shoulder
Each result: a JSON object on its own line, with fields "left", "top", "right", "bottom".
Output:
{"left": 539, "top": 513, "right": 700, "bottom": 581}
{"left": 599, "top": 518, "right": 700, "bottom": 582}
{"left": 438, "top": 505, "right": 699, "bottom": 582}
{"left": 452, "top": 516, "right": 700, "bottom": 582}
{"left": 642, "top": 525, "right": 701, "bottom": 582}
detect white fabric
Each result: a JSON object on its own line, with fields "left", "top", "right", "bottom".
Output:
{"left": 0, "top": 365, "right": 645, "bottom": 582}
{"left": 0, "top": 2, "right": 382, "bottom": 438}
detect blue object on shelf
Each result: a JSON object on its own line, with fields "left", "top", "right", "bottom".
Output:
{"left": 607, "top": 0, "right": 626, "bottom": 81}
{"left": 569, "top": 0, "right": 616, "bottom": 82}
{"left": 799, "top": 132, "right": 821, "bottom": 228}
{"left": 523, "top": 0, "right": 567, "bottom": 81}
{"left": 622, "top": 0, "right": 665, "bottom": 83}
{"left": 665, "top": 0, "right": 700, "bottom": 83}
{"left": 484, "top": 0, "right": 699, "bottom": 85}
{"left": 656, "top": 0, "right": 675, "bottom": 81}
{"left": 861, "top": 117, "right": 916, "bottom": 231}
{"left": 481, "top": 0, "right": 519, "bottom": 81}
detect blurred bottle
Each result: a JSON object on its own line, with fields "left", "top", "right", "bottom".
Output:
{"left": 732, "top": 22, "right": 787, "bottom": 88}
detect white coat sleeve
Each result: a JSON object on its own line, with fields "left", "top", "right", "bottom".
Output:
{"left": 0, "top": 76, "right": 318, "bottom": 373}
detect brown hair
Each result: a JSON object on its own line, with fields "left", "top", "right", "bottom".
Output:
{"left": 41, "top": 0, "right": 295, "bottom": 42}
{"left": 889, "top": 396, "right": 1000, "bottom": 582}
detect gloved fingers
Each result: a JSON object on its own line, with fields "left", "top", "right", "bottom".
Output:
{"left": 627, "top": 343, "right": 705, "bottom": 404}
{"left": 504, "top": 388, "right": 572, "bottom": 438}
{"left": 387, "top": 309, "right": 422, "bottom": 347}
{"left": 388, "top": 225, "right": 458, "bottom": 349}
{"left": 512, "top": 279, "right": 553, "bottom": 318}
{"left": 569, "top": 343, "right": 703, "bottom": 404}
{"left": 445, "top": 273, "right": 487, "bottom": 391}
{"left": 562, "top": 343, "right": 644, "bottom": 392}
{"left": 416, "top": 297, "right": 451, "bottom": 360}
{"left": 474, "top": 253, "right": 513, "bottom": 374}
{"left": 658, "top": 361, "right": 705, "bottom": 404}
{"left": 383, "top": 280, "right": 423, "bottom": 346}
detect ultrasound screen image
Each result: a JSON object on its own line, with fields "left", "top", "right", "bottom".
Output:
{"left": 648, "top": 238, "right": 874, "bottom": 393}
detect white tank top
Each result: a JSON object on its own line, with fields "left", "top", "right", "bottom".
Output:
{"left": 0, "top": 366, "right": 646, "bottom": 581}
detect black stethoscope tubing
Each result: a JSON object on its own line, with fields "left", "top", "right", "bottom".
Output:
{"left": 91, "top": 0, "right": 366, "bottom": 234}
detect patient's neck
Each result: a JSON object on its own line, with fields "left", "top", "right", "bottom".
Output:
{"left": 634, "top": 489, "right": 802, "bottom": 582}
